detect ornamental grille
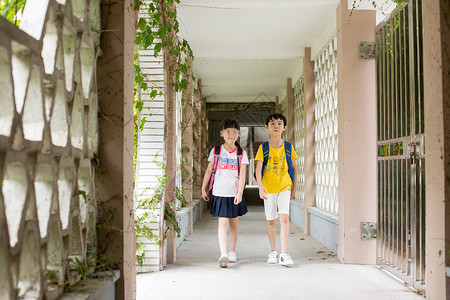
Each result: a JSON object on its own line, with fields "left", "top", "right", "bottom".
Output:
{"left": 314, "top": 36, "right": 339, "bottom": 215}
{"left": 293, "top": 77, "right": 305, "bottom": 203}
{"left": 0, "top": 0, "right": 100, "bottom": 298}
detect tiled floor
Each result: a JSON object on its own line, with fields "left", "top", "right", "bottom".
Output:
{"left": 137, "top": 206, "right": 425, "bottom": 300}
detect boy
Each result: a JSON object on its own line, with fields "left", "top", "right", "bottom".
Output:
{"left": 255, "top": 113, "right": 298, "bottom": 266}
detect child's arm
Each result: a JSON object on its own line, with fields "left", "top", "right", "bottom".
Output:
{"left": 234, "top": 164, "right": 247, "bottom": 204}
{"left": 291, "top": 158, "right": 298, "bottom": 200}
{"left": 255, "top": 160, "right": 268, "bottom": 199}
{"left": 201, "top": 161, "right": 214, "bottom": 201}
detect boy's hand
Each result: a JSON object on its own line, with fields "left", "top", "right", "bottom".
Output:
{"left": 202, "top": 189, "right": 210, "bottom": 201}
{"left": 234, "top": 195, "right": 242, "bottom": 205}
{"left": 291, "top": 186, "right": 297, "bottom": 200}
{"left": 259, "top": 187, "right": 268, "bottom": 200}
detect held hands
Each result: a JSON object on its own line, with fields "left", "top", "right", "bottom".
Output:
{"left": 201, "top": 189, "right": 210, "bottom": 201}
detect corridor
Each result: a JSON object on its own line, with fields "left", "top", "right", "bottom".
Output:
{"left": 136, "top": 206, "right": 424, "bottom": 300}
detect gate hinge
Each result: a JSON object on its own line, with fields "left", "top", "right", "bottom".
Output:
{"left": 361, "top": 222, "right": 377, "bottom": 239}
{"left": 359, "top": 42, "right": 376, "bottom": 59}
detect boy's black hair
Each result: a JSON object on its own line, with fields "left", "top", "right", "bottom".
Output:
{"left": 220, "top": 119, "right": 240, "bottom": 131}
{"left": 265, "top": 113, "right": 287, "bottom": 126}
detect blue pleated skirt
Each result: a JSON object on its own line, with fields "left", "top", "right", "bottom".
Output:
{"left": 210, "top": 195, "right": 248, "bottom": 218}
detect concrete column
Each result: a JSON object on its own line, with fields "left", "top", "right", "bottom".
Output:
{"left": 275, "top": 96, "right": 281, "bottom": 113}
{"left": 423, "top": 0, "right": 450, "bottom": 298}
{"left": 97, "top": 0, "right": 135, "bottom": 299}
{"left": 336, "top": 0, "right": 377, "bottom": 264}
{"left": 201, "top": 94, "right": 208, "bottom": 181}
{"left": 303, "top": 47, "right": 316, "bottom": 235}
{"left": 286, "top": 78, "right": 295, "bottom": 144}
{"left": 163, "top": 34, "right": 177, "bottom": 265}
{"left": 182, "top": 61, "right": 194, "bottom": 234}
{"left": 193, "top": 84, "right": 203, "bottom": 218}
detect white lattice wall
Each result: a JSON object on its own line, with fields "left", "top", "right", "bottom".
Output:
{"left": 0, "top": 0, "right": 100, "bottom": 298}
{"left": 135, "top": 1, "right": 166, "bottom": 273}
{"left": 293, "top": 77, "right": 305, "bottom": 202}
{"left": 314, "top": 36, "right": 339, "bottom": 215}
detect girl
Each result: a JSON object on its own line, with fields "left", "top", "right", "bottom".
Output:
{"left": 201, "top": 119, "right": 249, "bottom": 268}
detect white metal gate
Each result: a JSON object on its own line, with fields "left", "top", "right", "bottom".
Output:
{"left": 375, "top": 0, "right": 425, "bottom": 290}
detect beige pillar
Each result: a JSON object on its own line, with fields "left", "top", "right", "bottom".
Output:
{"left": 193, "top": 81, "right": 203, "bottom": 218}
{"left": 160, "top": 1, "right": 178, "bottom": 265}
{"left": 336, "top": 0, "right": 377, "bottom": 264}
{"left": 193, "top": 89, "right": 202, "bottom": 198}
{"left": 97, "top": 0, "right": 135, "bottom": 298}
{"left": 286, "top": 78, "right": 295, "bottom": 144}
{"left": 423, "top": 0, "right": 450, "bottom": 298}
{"left": 182, "top": 62, "right": 194, "bottom": 234}
{"left": 275, "top": 96, "right": 281, "bottom": 113}
{"left": 303, "top": 47, "right": 316, "bottom": 235}
{"left": 201, "top": 93, "right": 208, "bottom": 182}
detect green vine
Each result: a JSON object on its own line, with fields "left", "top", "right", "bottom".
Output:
{"left": 0, "top": 0, "right": 26, "bottom": 25}
{"left": 133, "top": 0, "right": 195, "bottom": 131}
{"left": 164, "top": 202, "right": 181, "bottom": 237}
{"left": 133, "top": 0, "right": 194, "bottom": 267}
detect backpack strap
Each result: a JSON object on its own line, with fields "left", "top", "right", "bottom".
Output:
{"left": 236, "top": 146, "right": 243, "bottom": 174}
{"left": 261, "top": 141, "right": 270, "bottom": 179}
{"left": 209, "top": 145, "right": 221, "bottom": 191}
{"left": 284, "top": 141, "right": 294, "bottom": 182}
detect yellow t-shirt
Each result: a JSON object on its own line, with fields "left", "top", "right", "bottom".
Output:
{"left": 255, "top": 142, "right": 298, "bottom": 194}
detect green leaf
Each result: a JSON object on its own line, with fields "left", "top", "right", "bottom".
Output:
{"left": 139, "top": 117, "right": 147, "bottom": 131}
{"left": 180, "top": 64, "right": 188, "bottom": 74}
{"left": 134, "top": 64, "right": 141, "bottom": 76}
{"left": 150, "top": 89, "right": 158, "bottom": 99}
{"left": 106, "top": 208, "right": 114, "bottom": 221}
{"left": 137, "top": 18, "right": 146, "bottom": 31}
{"left": 154, "top": 43, "right": 162, "bottom": 56}
{"left": 135, "top": 101, "right": 144, "bottom": 112}
{"left": 180, "top": 79, "right": 189, "bottom": 89}
{"left": 136, "top": 243, "right": 144, "bottom": 256}
{"left": 142, "top": 26, "right": 154, "bottom": 49}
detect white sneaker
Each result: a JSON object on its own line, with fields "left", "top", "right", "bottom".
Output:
{"left": 279, "top": 252, "right": 293, "bottom": 266}
{"left": 267, "top": 250, "right": 278, "bottom": 264}
{"left": 228, "top": 250, "right": 237, "bottom": 262}
{"left": 218, "top": 255, "right": 229, "bottom": 268}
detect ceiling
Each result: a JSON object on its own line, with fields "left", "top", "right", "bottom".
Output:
{"left": 177, "top": 0, "right": 340, "bottom": 103}
{"left": 177, "top": 0, "right": 396, "bottom": 103}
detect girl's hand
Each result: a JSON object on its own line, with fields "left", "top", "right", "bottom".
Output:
{"left": 234, "top": 195, "right": 242, "bottom": 205}
{"left": 259, "top": 187, "right": 268, "bottom": 200}
{"left": 202, "top": 189, "right": 210, "bottom": 201}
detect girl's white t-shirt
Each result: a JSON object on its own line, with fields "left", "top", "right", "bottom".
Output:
{"left": 208, "top": 145, "right": 249, "bottom": 197}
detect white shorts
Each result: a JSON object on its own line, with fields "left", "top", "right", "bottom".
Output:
{"left": 263, "top": 190, "right": 291, "bottom": 220}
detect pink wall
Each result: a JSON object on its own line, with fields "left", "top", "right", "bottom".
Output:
{"left": 336, "top": 0, "right": 377, "bottom": 264}
{"left": 423, "top": 0, "right": 449, "bottom": 298}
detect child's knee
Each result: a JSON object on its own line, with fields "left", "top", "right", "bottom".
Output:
{"left": 218, "top": 218, "right": 229, "bottom": 227}
{"left": 267, "top": 219, "right": 276, "bottom": 226}
{"left": 279, "top": 214, "right": 289, "bottom": 224}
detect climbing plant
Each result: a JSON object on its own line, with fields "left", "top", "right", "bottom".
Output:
{"left": 0, "top": 0, "right": 26, "bottom": 25}
{"left": 133, "top": 0, "right": 196, "bottom": 267}
{"left": 134, "top": 0, "right": 195, "bottom": 131}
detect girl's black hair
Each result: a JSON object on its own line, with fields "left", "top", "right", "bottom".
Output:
{"left": 265, "top": 113, "right": 287, "bottom": 126}
{"left": 220, "top": 119, "right": 240, "bottom": 131}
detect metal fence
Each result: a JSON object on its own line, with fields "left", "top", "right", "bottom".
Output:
{"left": 375, "top": 0, "right": 425, "bottom": 289}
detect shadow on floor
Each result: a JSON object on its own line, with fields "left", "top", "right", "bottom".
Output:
{"left": 137, "top": 206, "right": 424, "bottom": 300}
